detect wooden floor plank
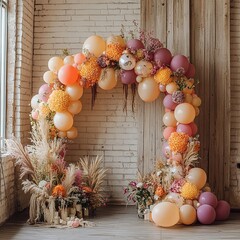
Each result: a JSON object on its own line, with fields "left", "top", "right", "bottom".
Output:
{"left": 0, "top": 206, "right": 239, "bottom": 240}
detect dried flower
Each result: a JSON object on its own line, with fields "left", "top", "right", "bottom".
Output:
{"left": 48, "top": 90, "right": 70, "bottom": 112}
{"left": 181, "top": 182, "right": 199, "bottom": 200}
{"left": 172, "top": 90, "right": 185, "bottom": 103}
{"left": 168, "top": 132, "right": 189, "bottom": 153}
{"left": 52, "top": 184, "right": 66, "bottom": 197}
{"left": 155, "top": 185, "right": 165, "bottom": 197}
{"left": 170, "top": 179, "right": 186, "bottom": 193}
{"left": 154, "top": 67, "right": 173, "bottom": 85}
{"left": 106, "top": 43, "right": 125, "bottom": 61}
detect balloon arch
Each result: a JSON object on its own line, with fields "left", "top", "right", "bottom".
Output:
{"left": 30, "top": 32, "right": 230, "bottom": 227}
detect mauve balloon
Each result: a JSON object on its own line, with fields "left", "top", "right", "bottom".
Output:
{"left": 215, "top": 200, "right": 230, "bottom": 221}
{"left": 163, "top": 94, "right": 177, "bottom": 110}
{"left": 170, "top": 55, "right": 190, "bottom": 73}
{"left": 197, "top": 204, "right": 216, "bottom": 225}
{"left": 120, "top": 69, "right": 137, "bottom": 85}
{"left": 38, "top": 84, "right": 52, "bottom": 102}
{"left": 189, "top": 122, "right": 198, "bottom": 136}
{"left": 199, "top": 192, "right": 218, "bottom": 208}
{"left": 154, "top": 48, "right": 172, "bottom": 66}
{"left": 185, "top": 63, "right": 196, "bottom": 78}
{"left": 177, "top": 123, "right": 193, "bottom": 137}
{"left": 126, "top": 39, "right": 144, "bottom": 51}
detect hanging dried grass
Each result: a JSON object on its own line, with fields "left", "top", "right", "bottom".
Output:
{"left": 91, "top": 83, "right": 98, "bottom": 110}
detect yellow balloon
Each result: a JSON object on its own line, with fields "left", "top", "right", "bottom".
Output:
{"left": 67, "top": 127, "right": 78, "bottom": 139}
{"left": 192, "top": 96, "right": 201, "bottom": 107}
{"left": 166, "top": 82, "right": 178, "bottom": 94}
{"left": 98, "top": 68, "right": 118, "bottom": 90}
{"left": 48, "top": 56, "right": 64, "bottom": 73}
{"left": 68, "top": 100, "right": 82, "bottom": 115}
{"left": 186, "top": 167, "right": 207, "bottom": 189}
{"left": 43, "top": 71, "right": 57, "bottom": 84}
{"left": 31, "top": 94, "right": 40, "bottom": 109}
{"left": 65, "top": 83, "right": 83, "bottom": 101}
{"left": 64, "top": 55, "right": 74, "bottom": 65}
{"left": 138, "top": 77, "right": 160, "bottom": 102}
{"left": 163, "top": 112, "right": 177, "bottom": 127}
{"left": 152, "top": 202, "right": 180, "bottom": 227}
{"left": 53, "top": 111, "right": 73, "bottom": 131}
{"left": 179, "top": 205, "right": 197, "bottom": 225}
{"left": 174, "top": 103, "right": 195, "bottom": 124}
{"left": 82, "top": 35, "right": 106, "bottom": 57}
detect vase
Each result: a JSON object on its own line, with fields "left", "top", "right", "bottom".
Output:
{"left": 60, "top": 208, "right": 68, "bottom": 221}
{"left": 69, "top": 207, "right": 77, "bottom": 217}
{"left": 76, "top": 204, "right": 82, "bottom": 218}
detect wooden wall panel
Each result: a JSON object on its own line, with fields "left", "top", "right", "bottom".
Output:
{"left": 140, "top": 0, "right": 230, "bottom": 199}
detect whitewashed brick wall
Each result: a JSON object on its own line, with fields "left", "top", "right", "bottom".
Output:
{"left": 33, "top": 0, "right": 140, "bottom": 203}
{"left": 230, "top": 0, "right": 240, "bottom": 208}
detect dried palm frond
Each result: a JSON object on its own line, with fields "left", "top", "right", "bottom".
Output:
{"left": 5, "top": 138, "right": 36, "bottom": 182}
{"left": 62, "top": 164, "right": 76, "bottom": 193}
{"left": 183, "top": 142, "right": 199, "bottom": 171}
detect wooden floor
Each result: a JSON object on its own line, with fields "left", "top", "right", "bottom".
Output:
{"left": 0, "top": 206, "right": 239, "bottom": 240}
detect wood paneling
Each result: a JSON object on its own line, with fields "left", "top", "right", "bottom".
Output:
{"left": 140, "top": 0, "right": 231, "bottom": 200}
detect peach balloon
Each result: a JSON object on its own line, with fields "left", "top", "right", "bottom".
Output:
{"left": 67, "top": 127, "right": 78, "bottom": 139}
{"left": 31, "top": 94, "right": 40, "bottom": 109}
{"left": 192, "top": 96, "right": 201, "bottom": 107}
{"left": 184, "top": 94, "right": 193, "bottom": 104}
{"left": 195, "top": 107, "right": 200, "bottom": 116}
{"left": 48, "top": 56, "right": 64, "bottom": 73}
{"left": 174, "top": 103, "right": 195, "bottom": 124}
{"left": 58, "top": 65, "right": 79, "bottom": 85}
{"left": 43, "top": 71, "right": 57, "bottom": 84}
{"left": 138, "top": 77, "right": 160, "bottom": 102}
{"left": 163, "top": 127, "right": 176, "bottom": 140}
{"left": 98, "top": 68, "right": 118, "bottom": 90}
{"left": 166, "top": 82, "right": 178, "bottom": 94}
{"left": 180, "top": 205, "right": 197, "bottom": 225}
{"left": 64, "top": 55, "right": 74, "bottom": 65}
{"left": 65, "top": 83, "right": 83, "bottom": 101}
{"left": 163, "top": 112, "right": 177, "bottom": 127}
{"left": 74, "top": 53, "right": 86, "bottom": 65}
{"left": 82, "top": 35, "right": 106, "bottom": 57}
{"left": 186, "top": 167, "right": 207, "bottom": 189}
{"left": 152, "top": 202, "right": 180, "bottom": 227}
{"left": 58, "top": 131, "right": 67, "bottom": 138}
{"left": 106, "top": 35, "right": 126, "bottom": 47}
{"left": 68, "top": 100, "right": 82, "bottom": 115}
{"left": 53, "top": 111, "right": 73, "bottom": 131}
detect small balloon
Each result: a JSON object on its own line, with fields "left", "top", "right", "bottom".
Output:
{"left": 53, "top": 111, "right": 73, "bottom": 132}
{"left": 120, "top": 69, "right": 137, "bottom": 85}
{"left": 163, "top": 111, "right": 177, "bottom": 127}
{"left": 65, "top": 83, "right": 83, "bottom": 101}
{"left": 74, "top": 53, "right": 86, "bottom": 65}
{"left": 184, "top": 93, "right": 193, "bottom": 104}
{"left": 180, "top": 205, "right": 197, "bottom": 225}
{"left": 177, "top": 123, "right": 193, "bottom": 136}
{"left": 159, "top": 84, "right": 166, "bottom": 92}
{"left": 192, "top": 96, "right": 202, "bottom": 107}
{"left": 126, "top": 39, "right": 144, "bottom": 51}
{"left": 134, "top": 60, "right": 153, "bottom": 77}
{"left": 166, "top": 82, "right": 178, "bottom": 94}
{"left": 119, "top": 53, "right": 136, "bottom": 70}
{"left": 38, "top": 84, "right": 52, "bottom": 102}
{"left": 163, "top": 94, "right": 177, "bottom": 110}
{"left": 64, "top": 55, "right": 74, "bottom": 65}
{"left": 58, "top": 131, "right": 67, "bottom": 138}
{"left": 98, "top": 68, "right": 118, "bottom": 90}
{"left": 58, "top": 65, "right": 79, "bottom": 85}
{"left": 186, "top": 168, "right": 207, "bottom": 189}
{"left": 43, "top": 71, "right": 57, "bottom": 84}
{"left": 67, "top": 127, "right": 78, "bottom": 139}
{"left": 48, "top": 56, "right": 64, "bottom": 73}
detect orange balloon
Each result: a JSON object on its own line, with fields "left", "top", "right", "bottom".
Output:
{"left": 68, "top": 100, "right": 82, "bottom": 115}
{"left": 67, "top": 127, "right": 78, "bottom": 139}
{"left": 174, "top": 103, "right": 195, "bottom": 124}
{"left": 186, "top": 167, "right": 207, "bottom": 189}
{"left": 163, "top": 111, "right": 177, "bottom": 127}
{"left": 82, "top": 35, "right": 106, "bottom": 57}
{"left": 53, "top": 111, "right": 73, "bottom": 131}
{"left": 179, "top": 205, "right": 197, "bottom": 225}
{"left": 74, "top": 53, "right": 86, "bottom": 65}
{"left": 58, "top": 64, "right": 79, "bottom": 85}
{"left": 138, "top": 77, "right": 160, "bottom": 102}
{"left": 65, "top": 83, "right": 83, "bottom": 101}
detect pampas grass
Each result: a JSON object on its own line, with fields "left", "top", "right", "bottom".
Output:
{"left": 62, "top": 164, "right": 76, "bottom": 193}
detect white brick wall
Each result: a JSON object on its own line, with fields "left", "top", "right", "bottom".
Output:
{"left": 33, "top": 0, "right": 141, "bottom": 203}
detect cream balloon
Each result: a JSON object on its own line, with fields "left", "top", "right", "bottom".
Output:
{"left": 174, "top": 103, "right": 195, "bottom": 124}
{"left": 98, "top": 68, "right": 118, "bottom": 90}
{"left": 134, "top": 60, "right": 153, "bottom": 77}
{"left": 68, "top": 100, "right": 82, "bottom": 115}
{"left": 82, "top": 35, "right": 106, "bottom": 57}
{"left": 186, "top": 167, "right": 207, "bottom": 189}
{"left": 58, "top": 131, "right": 67, "bottom": 138}
{"left": 53, "top": 111, "right": 73, "bottom": 131}
{"left": 152, "top": 202, "right": 180, "bottom": 227}
{"left": 106, "top": 35, "right": 126, "bottom": 48}
{"left": 67, "top": 127, "right": 78, "bottom": 139}
{"left": 31, "top": 94, "right": 40, "bottom": 109}
{"left": 166, "top": 82, "right": 178, "bottom": 94}
{"left": 48, "top": 56, "right": 64, "bottom": 73}
{"left": 163, "top": 111, "right": 177, "bottom": 127}
{"left": 119, "top": 53, "right": 136, "bottom": 70}
{"left": 179, "top": 205, "right": 197, "bottom": 225}
{"left": 138, "top": 77, "right": 160, "bottom": 102}
{"left": 43, "top": 71, "right": 57, "bottom": 84}
{"left": 192, "top": 96, "right": 201, "bottom": 107}
{"left": 64, "top": 55, "right": 74, "bottom": 65}
{"left": 65, "top": 83, "right": 83, "bottom": 101}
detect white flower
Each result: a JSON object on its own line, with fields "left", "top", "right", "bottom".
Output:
{"left": 137, "top": 182, "right": 143, "bottom": 188}
{"left": 157, "top": 171, "right": 162, "bottom": 176}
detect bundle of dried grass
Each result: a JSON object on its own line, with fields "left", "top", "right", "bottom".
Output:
{"left": 183, "top": 142, "right": 199, "bottom": 171}
{"left": 62, "top": 164, "right": 76, "bottom": 193}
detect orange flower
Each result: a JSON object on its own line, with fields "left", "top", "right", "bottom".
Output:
{"left": 48, "top": 90, "right": 70, "bottom": 112}
{"left": 52, "top": 185, "right": 66, "bottom": 197}
{"left": 194, "top": 141, "right": 200, "bottom": 152}
{"left": 168, "top": 132, "right": 189, "bottom": 153}
{"left": 82, "top": 186, "right": 93, "bottom": 193}
{"left": 154, "top": 67, "right": 173, "bottom": 85}
{"left": 155, "top": 185, "right": 165, "bottom": 197}
{"left": 106, "top": 43, "right": 125, "bottom": 61}
{"left": 181, "top": 182, "right": 199, "bottom": 200}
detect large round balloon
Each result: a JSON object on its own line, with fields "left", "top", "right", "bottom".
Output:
{"left": 82, "top": 35, "right": 106, "bottom": 57}
{"left": 119, "top": 53, "right": 136, "bottom": 70}
{"left": 154, "top": 48, "right": 172, "bottom": 67}
{"left": 48, "top": 56, "right": 64, "bottom": 73}
{"left": 120, "top": 69, "right": 137, "bottom": 85}
{"left": 58, "top": 65, "right": 79, "bottom": 85}
{"left": 65, "top": 83, "right": 83, "bottom": 101}
{"left": 174, "top": 103, "right": 195, "bottom": 124}
{"left": 180, "top": 205, "right": 197, "bottom": 225}
{"left": 186, "top": 168, "right": 207, "bottom": 189}
{"left": 197, "top": 204, "right": 216, "bottom": 224}
{"left": 68, "top": 100, "right": 82, "bottom": 115}
{"left": 98, "top": 68, "right": 118, "bottom": 90}
{"left": 138, "top": 77, "right": 160, "bottom": 102}
{"left": 53, "top": 111, "right": 73, "bottom": 131}
{"left": 215, "top": 200, "right": 230, "bottom": 221}
{"left": 170, "top": 55, "right": 189, "bottom": 73}
{"left": 199, "top": 192, "right": 218, "bottom": 208}
{"left": 177, "top": 123, "right": 192, "bottom": 136}
{"left": 152, "top": 202, "right": 180, "bottom": 227}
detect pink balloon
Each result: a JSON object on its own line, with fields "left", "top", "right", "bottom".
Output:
{"left": 189, "top": 122, "right": 198, "bottom": 136}
{"left": 126, "top": 39, "right": 144, "bottom": 51}
{"left": 31, "top": 110, "right": 39, "bottom": 120}
{"left": 154, "top": 48, "right": 172, "bottom": 66}
{"left": 38, "top": 84, "right": 52, "bottom": 102}
{"left": 159, "top": 84, "right": 166, "bottom": 92}
{"left": 197, "top": 204, "right": 216, "bottom": 225}
{"left": 162, "top": 141, "right": 171, "bottom": 158}
{"left": 170, "top": 55, "right": 190, "bottom": 73}
{"left": 120, "top": 69, "right": 137, "bottom": 84}
{"left": 177, "top": 123, "right": 193, "bottom": 136}
{"left": 163, "top": 94, "right": 177, "bottom": 110}
{"left": 163, "top": 127, "right": 176, "bottom": 140}
{"left": 199, "top": 192, "right": 218, "bottom": 208}
{"left": 185, "top": 63, "right": 196, "bottom": 78}
{"left": 215, "top": 200, "right": 230, "bottom": 221}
